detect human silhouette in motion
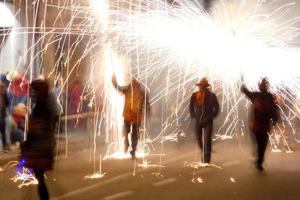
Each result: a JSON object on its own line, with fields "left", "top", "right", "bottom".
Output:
{"left": 241, "top": 78, "right": 280, "bottom": 171}
{"left": 190, "top": 78, "right": 219, "bottom": 164}
{"left": 21, "top": 79, "right": 60, "bottom": 200}
{"left": 112, "top": 75, "right": 150, "bottom": 159}
{"left": 0, "top": 81, "right": 8, "bottom": 151}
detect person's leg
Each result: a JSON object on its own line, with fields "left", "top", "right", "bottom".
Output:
{"left": 123, "top": 122, "right": 131, "bottom": 153}
{"left": 130, "top": 124, "right": 139, "bottom": 159}
{"left": 33, "top": 169, "right": 49, "bottom": 200}
{"left": 203, "top": 121, "right": 213, "bottom": 163}
{"left": 256, "top": 131, "right": 269, "bottom": 168}
{"left": 195, "top": 122, "right": 206, "bottom": 162}
{"left": 5, "top": 116, "right": 13, "bottom": 147}
{"left": 0, "top": 120, "right": 6, "bottom": 149}
{"left": 195, "top": 123, "right": 203, "bottom": 150}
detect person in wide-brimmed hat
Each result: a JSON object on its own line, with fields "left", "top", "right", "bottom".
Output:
{"left": 190, "top": 77, "right": 219, "bottom": 165}
{"left": 196, "top": 78, "right": 210, "bottom": 88}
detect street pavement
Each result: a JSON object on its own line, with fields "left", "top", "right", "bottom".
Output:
{"left": 1, "top": 135, "right": 300, "bottom": 200}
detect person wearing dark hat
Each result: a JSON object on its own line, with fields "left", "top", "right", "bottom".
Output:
{"left": 21, "top": 79, "right": 60, "bottom": 200}
{"left": 241, "top": 77, "right": 280, "bottom": 171}
{"left": 190, "top": 77, "right": 219, "bottom": 164}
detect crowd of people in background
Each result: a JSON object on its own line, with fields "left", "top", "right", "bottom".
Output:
{"left": 0, "top": 71, "right": 91, "bottom": 153}
{"left": 0, "top": 71, "right": 28, "bottom": 151}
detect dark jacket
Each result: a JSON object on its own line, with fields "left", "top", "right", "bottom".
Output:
{"left": 241, "top": 86, "right": 279, "bottom": 132}
{"left": 0, "top": 89, "right": 8, "bottom": 121}
{"left": 190, "top": 89, "right": 219, "bottom": 126}
{"left": 22, "top": 91, "right": 60, "bottom": 171}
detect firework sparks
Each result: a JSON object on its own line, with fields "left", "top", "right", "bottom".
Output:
{"left": 192, "top": 177, "right": 204, "bottom": 183}
{"left": 11, "top": 167, "right": 38, "bottom": 188}
{"left": 1, "top": 0, "right": 300, "bottom": 189}
{"left": 184, "top": 161, "right": 223, "bottom": 170}
{"left": 230, "top": 177, "right": 236, "bottom": 183}
{"left": 104, "top": 0, "right": 300, "bottom": 147}
{"left": 137, "top": 159, "right": 165, "bottom": 168}
{"left": 84, "top": 171, "right": 106, "bottom": 180}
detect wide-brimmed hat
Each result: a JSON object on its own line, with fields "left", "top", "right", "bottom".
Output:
{"left": 196, "top": 78, "right": 210, "bottom": 87}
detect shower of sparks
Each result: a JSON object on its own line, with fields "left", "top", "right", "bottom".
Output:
{"left": 137, "top": 159, "right": 165, "bottom": 169}
{"left": 103, "top": 144, "right": 151, "bottom": 160}
{"left": 85, "top": 154, "right": 107, "bottom": 180}
{"left": 192, "top": 177, "right": 204, "bottom": 183}
{"left": 184, "top": 161, "right": 223, "bottom": 169}
{"left": 160, "top": 133, "right": 179, "bottom": 143}
{"left": 109, "top": 0, "right": 300, "bottom": 87}
{"left": 105, "top": 0, "right": 300, "bottom": 146}
{"left": 11, "top": 168, "right": 38, "bottom": 188}
{"left": 0, "top": 161, "right": 37, "bottom": 187}
{"left": 84, "top": 171, "right": 106, "bottom": 180}
{"left": 0, "top": 161, "right": 19, "bottom": 172}
{"left": 230, "top": 177, "right": 236, "bottom": 183}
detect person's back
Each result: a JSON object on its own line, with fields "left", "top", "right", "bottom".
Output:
{"left": 123, "top": 82, "right": 146, "bottom": 125}
{"left": 249, "top": 91, "right": 278, "bottom": 132}
{"left": 241, "top": 77, "right": 279, "bottom": 171}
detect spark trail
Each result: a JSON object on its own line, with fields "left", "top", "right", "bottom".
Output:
{"left": 105, "top": 0, "right": 300, "bottom": 148}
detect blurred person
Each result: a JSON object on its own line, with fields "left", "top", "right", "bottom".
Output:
{"left": 21, "top": 79, "right": 60, "bottom": 200}
{"left": 112, "top": 74, "right": 150, "bottom": 159}
{"left": 241, "top": 78, "right": 280, "bottom": 171}
{"left": 5, "top": 71, "right": 29, "bottom": 149}
{"left": 9, "top": 103, "right": 27, "bottom": 149}
{"left": 0, "top": 73, "right": 9, "bottom": 91}
{"left": 7, "top": 71, "right": 29, "bottom": 112}
{"left": 190, "top": 78, "right": 219, "bottom": 164}
{"left": 67, "top": 80, "right": 84, "bottom": 132}
{"left": 0, "top": 81, "right": 8, "bottom": 151}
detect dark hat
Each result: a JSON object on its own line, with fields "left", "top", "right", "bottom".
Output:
{"left": 196, "top": 78, "right": 210, "bottom": 87}
{"left": 30, "top": 79, "right": 49, "bottom": 95}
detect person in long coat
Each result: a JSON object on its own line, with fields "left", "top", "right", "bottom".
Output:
{"left": 190, "top": 78, "right": 219, "bottom": 164}
{"left": 21, "top": 79, "right": 60, "bottom": 200}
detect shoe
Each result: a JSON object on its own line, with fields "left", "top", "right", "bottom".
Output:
{"left": 255, "top": 162, "right": 264, "bottom": 171}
